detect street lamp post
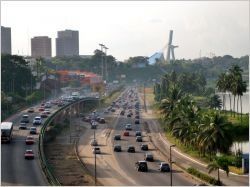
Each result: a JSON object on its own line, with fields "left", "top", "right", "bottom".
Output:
{"left": 103, "top": 46, "right": 108, "bottom": 82}
{"left": 99, "top": 43, "right": 105, "bottom": 80}
{"left": 170, "top": 144, "right": 176, "bottom": 186}
{"left": 94, "top": 129, "right": 97, "bottom": 185}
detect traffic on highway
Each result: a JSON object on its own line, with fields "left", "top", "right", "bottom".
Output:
{"left": 77, "top": 87, "right": 197, "bottom": 185}
{"left": 1, "top": 96, "right": 79, "bottom": 186}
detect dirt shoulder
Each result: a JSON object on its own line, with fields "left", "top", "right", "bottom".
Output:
{"left": 44, "top": 121, "right": 96, "bottom": 186}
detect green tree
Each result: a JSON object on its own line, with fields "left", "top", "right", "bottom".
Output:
{"left": 208, "top": 94, "right": 222, "bottom": 110}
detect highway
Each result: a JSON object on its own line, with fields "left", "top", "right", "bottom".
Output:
{"left": 1, "top": 102, "right": 59, "bottom": 186}
{"left": 77, "top": 88, "right": 197, "bottom": 185}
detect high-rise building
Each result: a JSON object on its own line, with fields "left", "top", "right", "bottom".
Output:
{"left": 31, "top": 36, "right": 52, "bottom": 58}
{"left": 56, "top": 29, "right": 79, "bottom": 57}
{"left": 1, "top": 26, "right": 12, "bottom": 54}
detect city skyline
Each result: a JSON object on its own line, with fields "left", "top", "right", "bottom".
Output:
{"left": 1, "top": 1, "right": 249, "bottom": 61}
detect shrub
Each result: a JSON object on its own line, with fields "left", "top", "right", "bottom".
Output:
{"left": 187, "top": 167, "right": 222, "bottom": 185}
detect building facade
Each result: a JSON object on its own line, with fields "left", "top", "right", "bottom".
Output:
{"left": 1, "top": 26, "right": 12, "bottom": 54}
{"left": 56, "top": 29, "right": 79, "bottom": 57}
{"left": 31, "top": 36, "right": 52, "bottom": 58}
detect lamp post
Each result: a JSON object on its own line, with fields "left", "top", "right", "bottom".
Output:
{"left": 103, "top": 46, "right": 108, "bottom": 82}
{"left": 99, "top": 43, "right": 105, "bottom": 80}
{"left": 94, "top": 129, "right": 96, "bottom": 185}
{"left": 170, "top": 144, "right": 176, "bottom": 186}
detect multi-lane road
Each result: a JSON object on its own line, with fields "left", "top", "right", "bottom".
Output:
{"left": 1, "top": 101, "right": 64, "bottom": 186}
{"left": 77, "top": 87, "right": 197, "bottom": 185}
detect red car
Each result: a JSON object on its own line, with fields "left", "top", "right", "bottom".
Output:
{"left": 39, "top": 107, "right": 45, "bottom": 112}
{"left": 24, "top": 150, "right": 34, "bottom": 159}
{"left": 123, "top": 131, "right": 129, "bottom": 136}
{"left": 25, "top": 136, "right": 35, "bottom": 145}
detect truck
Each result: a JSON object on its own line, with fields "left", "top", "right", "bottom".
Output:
{"left": 1, "top": 122, "right": 13, "bottom": 143}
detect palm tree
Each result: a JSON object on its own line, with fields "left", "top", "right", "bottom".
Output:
{"left": 198, "top": 113, "right": 233, "bottom": 155}
{"left": 229, "top": 65, "right": 243, "bottom": 117}
{"left": 216, "top": 73, "right": 227, "bottom": 111}
{"left": 207, "top": 161, "right": 221, "bottom": 184}
{"left": 208, "top": 94, "right": 222, "bottom": 110}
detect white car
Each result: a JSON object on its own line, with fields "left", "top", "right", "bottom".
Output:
{"left": 33, "top": 116, "right": 42, "bottom": 125}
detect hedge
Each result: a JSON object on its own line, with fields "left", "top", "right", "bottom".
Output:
{"left": 187, "top": 167, "right": 222, "bottom": 185}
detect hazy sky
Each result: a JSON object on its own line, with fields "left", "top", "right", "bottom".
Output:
{"left": 1, "top": 1, "right": 249, "bottom": 61}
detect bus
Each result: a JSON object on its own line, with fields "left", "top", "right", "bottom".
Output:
{"left": 1, "top": 122, "right": 13, "bottom": 143}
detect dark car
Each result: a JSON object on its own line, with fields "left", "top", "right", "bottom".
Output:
{"left": 120, "top": 110, "right": 125, "bottom": 115}
{"left": 141, "top": 144, "right": 148, "bottom": 151}
{"left": 114, "top": 134, "right": 121, "bottom": 140}
{"left": 135, "top": 161, "right": 148, "bottom": 172}
{"left": 159, "top": 162, "right": 170, "bottom": 172}
{"left": 127, "top": 113, "right": 132, "bottom": 118}
{"left": 135, "top": 119, "right": 140, "bottom": 124}
{"left": 114, "top": 144, "right": 122, "bottom": 152}
{"left": 19, "top": 122, "right": 27, "bottom": 130}
{"left": 99, "top": 118, "right": 105, "bottom": 124}
{"left": 144, "top": 153, "right": 154, "bottom": 161}
{"left": 123, "top": 131, "right": 130, "bottom": 136}
{"left": 127, "top": 145, "right": 135, "bottom": 153}
{"left": 135, "top": 131, "right": 142, "bottom": 137}
{"left": 135, "top": 115, "right": 140, "bottom": 119}
{"left": 111, "top": 108, "right": 116, "bottom": 112}
{"left": 136, "top": 136, "right": 143, "bottom": 142}
{"left": 30, "top": 127, "right": 37, "bottom": 134}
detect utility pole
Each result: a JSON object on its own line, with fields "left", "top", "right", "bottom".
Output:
{"left": 170, "top": 144, "right": 176, "bottom": 186}
{"left": 69, "top": 106, "right": 72, "bottom": 143}
{"left": 99, "top": 43, "right": 105, "bottom": 80}
{"left": 144, "top": 82, "right": 147, "bottom": 112}
{"left": 94, "top": 129, "right": 97, "bottom": 185}
{"left": 103, "top": 46, "right": 109, "bottom": 82}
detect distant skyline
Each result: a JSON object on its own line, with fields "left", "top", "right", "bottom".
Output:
{"left": 1, "top": 1, "right": 249, "bottom": 61}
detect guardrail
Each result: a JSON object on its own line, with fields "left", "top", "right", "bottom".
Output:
{"left": 38, "top": 97, "right": 99, "bottom": 186}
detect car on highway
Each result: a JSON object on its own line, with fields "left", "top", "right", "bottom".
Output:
{"left": 135, "top": 161, "right": 148, "bottom": 172}
{"left": 135, "top": 131, "right": 142, "bottom": 136}
{"left": 30, "top": 127, "right": 37, "bottom": 134}
{"left": 144, "top": 153, "right": 154, "bottom": 161}
{"left": 125, "top": 124, "right": 132, "bottom": 131}
{"left": 27, "top": 107, "right": 35, "bottom": 113}
{"left": 120, "top": 110, "right": 125, "bottom": 115}
{"left": 44, "top": 109, "right": 51, "bottom": 114}
{"left": 136, "top": 136, "right": 143, "bottom": 142}
{"left": 113, "top": 144, "right": 122, "bottom": 152}
{"left": 19, "top": 122, "right": 27, "bottom": 130}
{"left": 123, "top": 131, "right": 129, "bottom": 136}
{"left": 38, "top": 107, "right": 45, "bottom": 112}
{"left": 159, "top": 162, "right": 170, "bottom": 172}
{"left": 21, "top": 115, "right": 29, "bottom": 123}
{"left": 91, "top": 139, "right": 98, "bottom": 146}
{"left": 24, "top": 149, "right": 35, "bottom": 159}
{"left": 33, "top": 116, "right": 42, "bottom": 125}
{"left": 45, "top": 102, "right": 52, "bottom": 108}
{"left": 114, "top": 134, "right": 121, "bottom": 140}
{"left": 111, "top": 108, "right": 116, "bottom": 112}
{"left": 141, "top": 144, "right": 148, "bottom": 151}
{"left": 99, "top": 118, "right": 105, "bottom": 124}
{"left": 135, "top": 115, "right": 140, "bottom": 119}
{"left": 25, "top": 136, "right": 35, "bottom": 145}
{"left": 41, "top": 112, "right": 48, "bottom": 118}
{"left": 127, "top": 145, "right": 135, "bottom": 153}
{"left": 127, "top": 113, "right": 132, "bottom": 118}
{"left": 135, "top": 119, "right": 140, "bottom": 124}
{"left": 92, "top": 147, "right": 101, "bottom": 154}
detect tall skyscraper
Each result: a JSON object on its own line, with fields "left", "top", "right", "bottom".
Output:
{"left": 31, "top": 36, "right": 52, "bottom": 58}
{"left": 1, "top": 26, "right": 12, "bottom": 54}
{"left": 56, "top": 29, "right": 79, "bottom": 57}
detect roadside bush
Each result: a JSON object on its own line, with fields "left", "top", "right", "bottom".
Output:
{"left": 187, "top": 167, "right": 222, "bottom": 185}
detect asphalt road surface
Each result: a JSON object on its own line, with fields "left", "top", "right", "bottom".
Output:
{"left": 1, "top": 103, "right": 59, "bottom": 186}
{"left": 78, "top": 88, "right": 197, "bottom": 185}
